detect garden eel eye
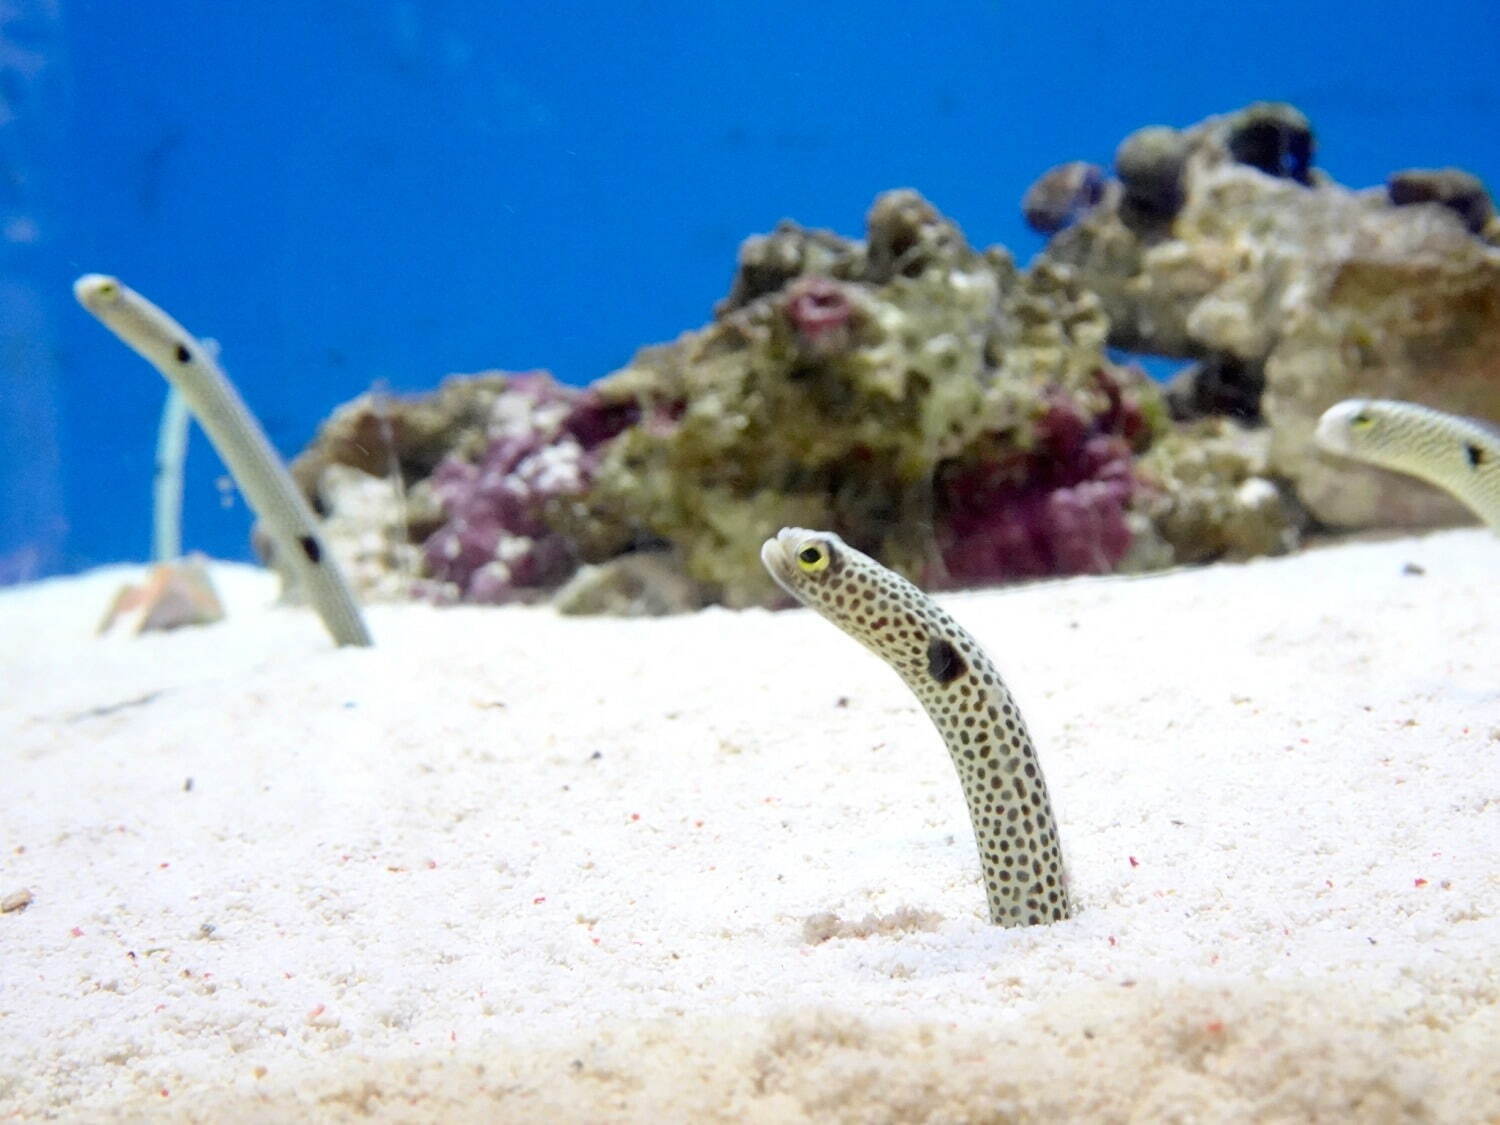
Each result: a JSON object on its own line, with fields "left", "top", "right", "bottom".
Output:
{"left": 796, "top": 542, "right": 831, "bottom": 573}
{"left": 1351, "top": 412, "right": 1374, "bottom": 431}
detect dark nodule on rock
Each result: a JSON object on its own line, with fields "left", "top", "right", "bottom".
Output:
{"left": 1022, "top": 161, "right": 1108, "bottom": 236}
{"left": 1222, "top": 102, "right": 1314, "bottom": 185}
{"left": 1166, "top": 355, "right": 1266, "bottom": 424}
{"left": 1388, "top": 168, "right": 1495, "bottom": 235}
{"left": 1115, "top": 126, "right": 1191, "bottom": 226}
{"left": 864, "top": 189, "right": 961, "bottom": 283}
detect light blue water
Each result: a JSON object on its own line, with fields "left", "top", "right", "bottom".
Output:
{"left": 3, "top": 0, "right": 1498, "bottom": 577}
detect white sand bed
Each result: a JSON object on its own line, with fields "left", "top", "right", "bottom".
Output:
{"left": 1, "top": 532, "right": 1497, "bottom": 1121}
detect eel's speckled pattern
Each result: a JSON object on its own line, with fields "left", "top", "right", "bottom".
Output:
{"left": 1316, "top": 398, "right": 1500, "bottom": 532}
{"left": 762, "top": 527, "right": 1071, "bottom": 927}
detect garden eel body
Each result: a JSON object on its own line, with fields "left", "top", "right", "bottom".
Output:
{"left": 1315, "top": 399, "right": 1500, "bottom": 531}
{"left": 73, "top": 274, "right": 371, "bottom": 647}
{"left": 762, "top": 527, "right": 1071, "bottom": 927}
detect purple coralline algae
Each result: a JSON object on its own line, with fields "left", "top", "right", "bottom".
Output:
{"left": 284, "top": 371, "right": 638, "bottom": 605}
{"left": 418, "top": 373, "right": 637, "bottom": 603}
{"left": 934, "top": 371, "right": 1144, "bottom": 583}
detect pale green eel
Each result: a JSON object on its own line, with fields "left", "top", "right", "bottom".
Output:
{"left": 762, "top": 527, "right": 1071, "bottom": 927}
{"left": 74, "top": 274, "right": 371, "bottom": 647}
{"left": 1315, "top": 398, "right": 1500, "bottom": 531}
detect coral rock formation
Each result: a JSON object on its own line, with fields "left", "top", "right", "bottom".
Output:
{"left": 288, "top": 103, "right": 1500, "bottom": 607}
{"left": 296, "top": 170, "right": 1395, "bottom": 611}
{"left": 568, "top": 190, "right": 1165, "bottom": 605}
{"left": 288, "top": 372, "right": 636, "bottom": 604}
{"left": 1037, "top": 102, "right": 1500, "bottom": 530}
{"left": 1021, "top": 161, "right": 1108, "bottom": 236}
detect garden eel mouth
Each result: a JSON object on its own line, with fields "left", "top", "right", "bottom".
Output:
{"left": 762, "top": 527, "right": 1071, "bottom": 927}
{"left": 1315, "top": 398, "right": 1500, "bottom": 532}
{"left": 760, "top": 536, "right": 799, "bottom": 591}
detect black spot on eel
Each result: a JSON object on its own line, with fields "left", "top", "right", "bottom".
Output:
{"left": 762, "top": 527, "right": 1071, "bottom": 928}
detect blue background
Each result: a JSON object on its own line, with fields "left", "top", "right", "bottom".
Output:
{"left": 3, "top": 0, "right": 1499, "bottom": 579}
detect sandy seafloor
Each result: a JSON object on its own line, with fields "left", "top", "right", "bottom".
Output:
{"left": 1, "top": 530, "right": 1497, "bottom": 1122}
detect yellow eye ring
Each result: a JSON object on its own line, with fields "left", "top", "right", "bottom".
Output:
{"left": 1350, "top": 413, "right": 1374, "bottom": 430}
{"left": 796, "top": 543, "right": 830, "bottom": 573}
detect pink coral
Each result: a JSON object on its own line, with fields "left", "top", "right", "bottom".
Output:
{"left": 933, "top": 370, "right": 1143, "bottom": 584}
{"left": 784, "top": 277, "right": 855, "bottom": 359}
{"left": 419, "top": 373, "right": 637, "bottom": 603}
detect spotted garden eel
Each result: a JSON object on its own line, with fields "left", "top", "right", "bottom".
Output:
{"left": 74, "top": 274, "right": 372, "bottom": 647}
{"left": 1315, "top": 398, "right": 1500, "bottom": 531}
{"left": 761, "top": 527, "right": 1071, "bottom": 927}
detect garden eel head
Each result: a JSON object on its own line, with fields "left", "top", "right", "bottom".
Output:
{"left": 761, "top": 526, "right": 926, "bottom": 661}
{"left": 761, "top": 527, "right": 852, "bottom": 607}
{"left": 1313, "top": 398, "right": 1387, "bottom": 459}
{"left": 73, "top": 273, "right": 124, "bottom": 312}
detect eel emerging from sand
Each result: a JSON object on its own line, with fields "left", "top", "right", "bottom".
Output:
{"left": 761, "top": 527, "right": 1071, "bottom": 927}
{"left": 74, "top": 274, "right": 371, "bottom": 647}
{"left": 1316, "top": 399, "right": 1500, "bottom": 532}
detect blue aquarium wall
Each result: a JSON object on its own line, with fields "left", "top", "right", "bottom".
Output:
{"left": 2, "top": 0, "right": 1498, "bottom": 578}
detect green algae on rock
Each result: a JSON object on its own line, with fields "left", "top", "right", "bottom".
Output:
{"left": 566, "top": 190, "right": 1164, "bottom": 606}
{"left": 1134, "top": 420, "right": 1304, "bottom": 564}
